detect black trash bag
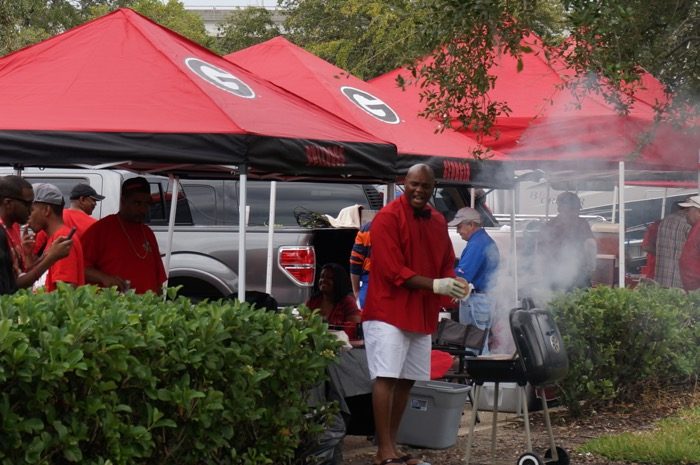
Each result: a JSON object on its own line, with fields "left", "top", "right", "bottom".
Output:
{"left": 301, "top": 408, "right": 346, "bottom": 465}
{"left": 296, "top": 378, "right": 347, "bottom": 465}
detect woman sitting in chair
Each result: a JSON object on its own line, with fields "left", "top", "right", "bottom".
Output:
{"left": 305, "top": 263, "right": 361, "bottom": 340}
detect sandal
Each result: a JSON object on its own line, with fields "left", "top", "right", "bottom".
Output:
{"left": 400, "top": 455, "right": 431, "bottom": 465}
{"left": 375, "top": 458, "right": 406, "bottom": 465}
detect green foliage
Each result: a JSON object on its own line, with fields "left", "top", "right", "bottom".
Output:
{"left": 281, "top": 0, "right": 433, "bottom": 79}
{"left": 0, "top": 285, "right": 339, "bottom": 465}
{"left": 580, "top": 405, "right": 700, "bottom": 464}
{"left": 128, "top": 0, "right": 213, "bottom": 50}
{"left": 0, "top": 0, "right": 212, "bottom": 57}
{"left": 214, "top": 7, "right": 282, "bottom": 55}
{"left": 563, "top": 0, "right": 699, "bottom": 104}
{"left": 547, "top": 285, "right": 700, "bottom": 416}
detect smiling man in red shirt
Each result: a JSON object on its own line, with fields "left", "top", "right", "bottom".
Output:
{"left": 362, "top": 164, "right": 469, "bottom": 465}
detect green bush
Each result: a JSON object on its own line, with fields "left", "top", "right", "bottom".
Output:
{"left": 547, "top": 285, "right": 700, "bottom": 416}
{"left": 0, "top": 285, "right": 339, "bottom": 465}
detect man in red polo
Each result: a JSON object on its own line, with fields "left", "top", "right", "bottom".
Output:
{"left": 362, "top": 164, "right": 469, "bottom": 465}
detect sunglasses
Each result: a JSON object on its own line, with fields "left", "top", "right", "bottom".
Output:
{"left": 8, "top": 197, "right": 33, "bottom": 209}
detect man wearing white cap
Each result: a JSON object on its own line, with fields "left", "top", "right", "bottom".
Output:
{"left": 448, "top": 207, "right": 499, "bottom": 352}
{"left": 678, "top": 195, "right": 700, "bottom": 291}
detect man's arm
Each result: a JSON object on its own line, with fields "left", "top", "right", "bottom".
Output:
{"left": 350, "top": 273, "right": 361, "bottom": 297}
{"left": 16, "top": 236, "right": 72, "bottom": 289}
{"left": 85, "top": 267, "right": 128, "bottom": 291}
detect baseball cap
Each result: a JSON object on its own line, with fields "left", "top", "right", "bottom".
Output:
{"left": 32, "top": 183, "right": 65, "bottom": 206}
{"left": 448, "top": 207, "right": 482, "bottom": 226}
{"left": 678, "top": 195, "right": 700, "bottom": 209}
{"left": 121, "top": 177, "right": 150, "bottom": 196}
{"left": 70, "top": 183, "right": 105, "bottom": 201}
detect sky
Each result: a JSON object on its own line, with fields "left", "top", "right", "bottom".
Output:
{"left": 182, "top": 0, "right": 279, "bottom": 6}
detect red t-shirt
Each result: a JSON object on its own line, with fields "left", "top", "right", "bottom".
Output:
{"left": 0, "top": 221, "right": 27, "bottom": 275}
{"left": 45, "top": 224, "right": 85, "bottom": 292}
{"left": 33, "top": 209, "right": 96, "bottom": 255}
{"left": 306, "top": 294, "right": 361, "bottom": 326}
{"left": 82, "top": 214, "right": 166, "bottom": 294}
{"left": 679, "top": 222, "right": 700, "bottom": 291}
{"left": 362, "top": 195, "right": 455, "bottom": 334}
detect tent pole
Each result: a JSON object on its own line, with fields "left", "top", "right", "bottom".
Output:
{"left": 238, "top": 165, "right": 248, "bottom": 302}
{"left": 385, "top": 182, "right": 396, "bottom": 204}
{"left": 470, "top": 188, "right": 476, "bottom": 208}
{"left": 618, "top": 162, "right": 625, "bottom": 288}
{"left": 661, "top": 188, "right": 668, "bottom": 219}
{"left": 163, "top": 173, "right": 179, "bottom": 299}
{"left": 511, "top": 188, "right": 518, "bottom": 306}
{"left": 265, "top": 181, "right": 277, "bottom": 295}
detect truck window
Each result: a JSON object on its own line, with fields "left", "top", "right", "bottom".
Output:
{"left": 147, "top": 180, "right": 194, "bottom": 226}
{"left": 244, "top": 181, "right": 380, "bottom": 227}
{"left": 180, "top": 183, "right": 219, "bottom": 225}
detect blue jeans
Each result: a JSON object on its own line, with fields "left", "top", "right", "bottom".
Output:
{"left": 459, "top": 293, "right": 493, "bottom": 354}
{"left": 358, "top": 274, "right": 369, "bottom": 309}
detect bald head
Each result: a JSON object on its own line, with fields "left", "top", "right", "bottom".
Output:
{"left": 404, "top": 163, "right": 435, "bottom": 211}
{"left": 406, "top": 163, "right": 435, "bottom": 181}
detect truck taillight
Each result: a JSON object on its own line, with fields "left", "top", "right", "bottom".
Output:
{"left": 278, "top": 246, "right": 316, "bottom": 286}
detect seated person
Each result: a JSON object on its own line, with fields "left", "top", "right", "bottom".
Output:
{"left": 305, "top": 263, "right": 361, "bottom": 340}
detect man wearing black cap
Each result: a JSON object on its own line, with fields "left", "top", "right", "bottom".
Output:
{"left": 536, "top": 191, "right": 597, "bottom": 292}
{"left": 66, "top": 183, "right": 105, "bottom": 235}
{"left": 81, "top": 177, "right": 166, "bottom": 294}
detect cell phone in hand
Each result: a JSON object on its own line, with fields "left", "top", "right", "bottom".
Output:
{"left": 66, "top": 227, "right": 77, "bottom": 240}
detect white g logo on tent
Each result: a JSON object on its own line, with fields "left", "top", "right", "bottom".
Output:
{"left": 340, "top": 86, "right": 400, "bottom": 124}
{"left": 185, "top": 57, "right": 255, "bottom": 99}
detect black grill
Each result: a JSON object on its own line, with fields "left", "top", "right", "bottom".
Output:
{"left": 463, "top": 307, "right": 570, "bottom": 465}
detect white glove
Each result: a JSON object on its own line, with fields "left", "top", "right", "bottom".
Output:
{"left": 433, "top": 278, "right": 469, "bottom": 299}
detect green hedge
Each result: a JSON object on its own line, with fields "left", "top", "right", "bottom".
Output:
{"left": 0, "top": 285, "right": 339, "bottom": 465}
{"left": 548, "top": 285, "right": 700, "bottom": 416}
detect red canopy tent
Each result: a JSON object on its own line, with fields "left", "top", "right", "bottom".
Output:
{"left": 225, "top": 36, "right": 513, "bottom": 187}
{"left": 0, "top": 8, "right": 402, "bottom": 300}
{"left": 0, "top": 8, "right": 397, "bottom": 181}
{"left": 370, "top": 34, "right": 699, "bottom": 175}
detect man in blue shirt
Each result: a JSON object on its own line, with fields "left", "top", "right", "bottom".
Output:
{"left": 448, "top": 207, "right": 500, "bottom": 353}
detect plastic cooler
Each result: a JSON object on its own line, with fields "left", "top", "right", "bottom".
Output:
{"left": 396, "top": 380, "right": 470, "bottom": 449}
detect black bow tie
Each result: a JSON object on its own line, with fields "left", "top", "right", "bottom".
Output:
{"left": 414, "top": 208, "right": 431, "bottom": 219}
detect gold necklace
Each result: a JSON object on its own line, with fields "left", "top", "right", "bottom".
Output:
{"left": 117, "top": 215, "right": 149, "bottom": 260}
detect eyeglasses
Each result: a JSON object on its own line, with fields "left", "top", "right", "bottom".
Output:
{"left": 7, "top": 197, "right": 32, "bottom": 209}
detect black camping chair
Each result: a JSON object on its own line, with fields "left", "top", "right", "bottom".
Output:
{"left": 463, "top": 307, "right": 570, "bottom": 465}
{"left": 432, "top": 318, "right": 489, "bottom": 384}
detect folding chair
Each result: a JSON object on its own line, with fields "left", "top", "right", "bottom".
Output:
{"left": 432, "top": 318, "right": 489, "bottom": 384}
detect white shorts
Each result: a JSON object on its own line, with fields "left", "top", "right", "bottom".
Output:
{"left": 363, "top": 320, "right": 431, "bottom": 381}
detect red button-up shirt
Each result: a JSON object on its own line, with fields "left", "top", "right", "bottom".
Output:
{"left": 362, "top": 195, "right": 455, "bottom": 334}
